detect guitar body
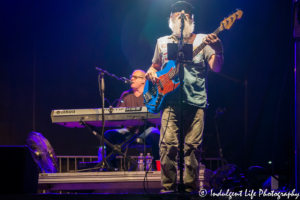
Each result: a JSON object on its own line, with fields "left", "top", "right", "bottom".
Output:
{"left": 143, "top": 60, "right": 179, "bottom": 114}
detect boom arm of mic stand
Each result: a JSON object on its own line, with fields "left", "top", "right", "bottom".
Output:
{"left": 95, "top": 67, "right": 131, "bottom": 85}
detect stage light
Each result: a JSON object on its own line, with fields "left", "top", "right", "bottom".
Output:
{"left": 268, "top": 161, "right": 272, "bottom": 164}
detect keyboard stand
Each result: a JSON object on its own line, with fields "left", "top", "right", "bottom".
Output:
{"left": 78, "top": 120, "right": 138, "bottom": 171}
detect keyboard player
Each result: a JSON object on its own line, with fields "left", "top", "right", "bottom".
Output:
{"left": 104, "top": 70, "right": 160, "bottom": 169}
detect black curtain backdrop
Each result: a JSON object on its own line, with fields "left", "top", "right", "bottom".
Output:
{"left": 0, "top": 0, "right": 294, "bottom": 183}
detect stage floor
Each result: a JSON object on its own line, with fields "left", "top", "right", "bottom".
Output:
{"left": 38, "top": 170, "right": 210, "bottom": 194}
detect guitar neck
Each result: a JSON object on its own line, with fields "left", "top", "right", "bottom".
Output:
{"left": 192, "top": 27, "right": 221, "bottom": 57}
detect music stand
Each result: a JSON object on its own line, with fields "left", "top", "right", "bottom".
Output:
{"left": 167, "top": 43, "right": 193, "bottom": 61}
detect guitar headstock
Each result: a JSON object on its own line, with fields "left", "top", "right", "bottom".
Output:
{"left": 219, "top": 10, "right": 243, "bottom": 31}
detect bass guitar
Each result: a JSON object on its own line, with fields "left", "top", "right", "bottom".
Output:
{"left": 143, "top": 10, "right": 243, "bottom": 114}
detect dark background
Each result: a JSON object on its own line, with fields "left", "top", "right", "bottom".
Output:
{"left": 0, "top": 0, "right": 294, "bottom": 185}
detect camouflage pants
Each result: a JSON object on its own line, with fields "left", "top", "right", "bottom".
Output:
{"left": 160, "top": 104, "right": 204, "bottom": 192}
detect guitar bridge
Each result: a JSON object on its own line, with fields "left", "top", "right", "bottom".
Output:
{"left": 144, "top": 92, "right": 152, "bottom": 103}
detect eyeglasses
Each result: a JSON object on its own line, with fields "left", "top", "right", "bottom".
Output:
{"left": 130, "top": 75, "right": 144, "bottom": 80}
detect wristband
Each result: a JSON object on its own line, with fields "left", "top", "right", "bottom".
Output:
{"left": 215, "top": 51, "right": 223, "bottom": 56}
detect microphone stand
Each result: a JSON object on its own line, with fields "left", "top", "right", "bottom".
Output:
{"left": 215, "top": 108, "right": 226, "bottom": 166}
{"left": 94, "top": 67, "right": 132, "bottom": 171}
{"left": 177, "top": 14, "right": 186, "bottom": 193}
{"left": 98, "top": 71, "right": 111, "bottom": 171}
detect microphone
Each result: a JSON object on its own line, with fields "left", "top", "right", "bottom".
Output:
{"left": 120, "top": 77, "right": 132, "bottom": 84}
{"left": 180, "top": 13, "right": 186, "bottom": 20}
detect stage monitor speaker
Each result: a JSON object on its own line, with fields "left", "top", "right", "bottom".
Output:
{"left": 0, "top": 145, "right": 39, "bottom": 194}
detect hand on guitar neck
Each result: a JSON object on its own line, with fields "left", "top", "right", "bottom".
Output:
{"left": 204, "top": 33, "right": 224, "bottom": 72}
{"left": 203, "top": 33, "right": 223, "bottom": 55}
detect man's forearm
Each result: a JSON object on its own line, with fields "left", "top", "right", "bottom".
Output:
{"left": 148, "top": 63, "right": 161, "bottom": 72}
{"left": 209, "top": 54, "right": 224, "bottom": 73}
{"left": 147, "top": 66, "right": 157, "bottom": 73}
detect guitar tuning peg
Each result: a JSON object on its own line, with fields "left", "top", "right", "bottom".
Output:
{"left": 236, "top": 8, "right": 240, "bottom": 11}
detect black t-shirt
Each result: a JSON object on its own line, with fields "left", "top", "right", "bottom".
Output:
{"left": 117, "top": 89, "right": 144, "bottom": 107}
{"left": 116, "top": 89, "right": 153, "bottom": 132}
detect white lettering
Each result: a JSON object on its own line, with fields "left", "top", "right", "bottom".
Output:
{"left": 208, "top": 188, "right": 299, "bottom": 200}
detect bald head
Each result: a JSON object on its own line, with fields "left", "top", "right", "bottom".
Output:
{"left": 133, "top": 70, "right": 146, "bottom": 78}
{"left": 130, "top": 69, "right": 146, "bottom": 92}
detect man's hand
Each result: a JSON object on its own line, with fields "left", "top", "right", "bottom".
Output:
{"left": 204, "top": 33, "right": 223, "bottom": 54}
{"left": 146, "top": 65, "right": 159, "bottom": 84}
{"left": 205, "top": 34, "right": 224, "bottom": 72}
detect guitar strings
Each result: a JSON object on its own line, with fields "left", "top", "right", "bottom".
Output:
{"left": 146, "top": 35, "right": 214, "bottom": 98}
{"left": 147, "top": 65, "right": 180, "bottom": 97}
{"left": 148, "top": 66, "right": 177, "bottom": 94}
{"left": 146, "top": 46, "right": 201, "bottom": 97}
{"left": 147, "top": 58, "right": 189, "bottom": 96}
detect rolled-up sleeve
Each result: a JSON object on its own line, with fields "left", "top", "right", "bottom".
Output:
{"left": 151, "top": 43, "right": 162, "bottom": 65}
{"left": 203, "top": 43, "right": 224, "bottom": 63}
